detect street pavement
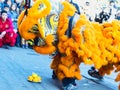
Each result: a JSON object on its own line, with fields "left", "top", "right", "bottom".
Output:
{"left": 0, "top": 46, "right": 118, "bottom": 90}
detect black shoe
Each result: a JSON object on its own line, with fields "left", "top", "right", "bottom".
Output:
{"left": 88, "top": 67, "right": 103, "bottom": 80}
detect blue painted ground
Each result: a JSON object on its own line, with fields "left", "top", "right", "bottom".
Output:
{"left": 0, "top": 47, "right": 118, "bottom": 90}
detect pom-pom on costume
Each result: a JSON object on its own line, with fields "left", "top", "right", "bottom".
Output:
{"left": 18, "top": 0, "right": 120, "bottom": 89}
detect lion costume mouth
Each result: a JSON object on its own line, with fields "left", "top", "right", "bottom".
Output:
{"left": 27, "top": 23, "right": 58, "bottom": 47}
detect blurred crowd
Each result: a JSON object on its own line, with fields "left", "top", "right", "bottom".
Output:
{"left": 80, "top": 0, "right": 120, "bottom": 22}
{"left": 0, "top": 0, "right": 120, "bottom": 49}
{"left": 0, "top": 0, "right": 31, "bottom": 49}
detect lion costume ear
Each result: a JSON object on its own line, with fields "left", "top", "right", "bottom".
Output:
{"left": 18, "top": 0, "right": 52, "bottom": 40}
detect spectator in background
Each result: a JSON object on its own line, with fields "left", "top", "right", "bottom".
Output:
{"left": 4, "top": 0, "right": 12, "bottom": 7}
{"left": 0, "top": 0, "right": 5, "bottom": 10}
{"left": 0, "top": 10, "right": 17, "bottom": 48}
{"left": 115, "top": 10, "right": 120, "bottom": 20}
{"left": 10, "top": 3, "right": 18, "bottom": 33}
{"left": 14, "top": 0, "right": 23, "bottom": 14}
{"left": 94, "top": 8, "right": 110, "bottom": 23}
{"left": 3, "top": 4, "right": 11, "bottom": 18}
{"left": 9, "top": 3, "right": 21, "bottom": 47}
{"left": 0, "top": 7, "right": 2, "bottom": 16}
{"left": 107, "top": 0, "right": 117, "bottom": 22}
{"left": 0, "top": 0, "right": 5, "bottom": 16}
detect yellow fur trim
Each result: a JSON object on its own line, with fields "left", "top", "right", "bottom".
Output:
{"left": 18, "top": 0, "right": 51, "bottom": 40}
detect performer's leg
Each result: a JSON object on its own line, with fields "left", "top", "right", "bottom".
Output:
{"left": 3, "top": 32, "right": 17, "bottom": 46}
{"left": 52, "top": 70, "right": 57, "bottom": 79}
{"left": 15, "top": 31, "right": 21, "bottom": 47}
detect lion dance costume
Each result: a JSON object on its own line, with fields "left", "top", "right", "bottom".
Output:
{"left": 18, "top": 0, "right": 120, "bottom": 90}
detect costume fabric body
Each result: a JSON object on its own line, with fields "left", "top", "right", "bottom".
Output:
{"left": 0, "top": 17, "right": 17, "bottom": 47}
{"left": 18, "top": 0, "right": 120, "bottom": 90}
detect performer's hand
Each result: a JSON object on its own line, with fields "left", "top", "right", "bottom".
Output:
{"left": 1, "top": 31, "right": 6, "bottom": 37}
